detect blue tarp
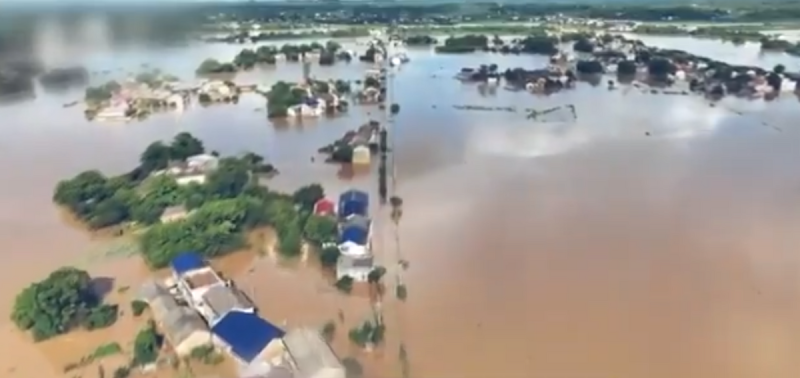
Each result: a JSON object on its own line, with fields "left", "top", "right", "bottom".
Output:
{"left": 211, "top": 311, "right": 285, "bottom": 363}
{"left": 170, "top": 252, "right": 206, "bottom": 276}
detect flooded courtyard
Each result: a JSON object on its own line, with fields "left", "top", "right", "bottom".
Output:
{"left": 2, "top": 19, "right": 800, "bottom": 378}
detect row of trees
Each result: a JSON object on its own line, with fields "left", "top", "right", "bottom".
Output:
{"left": 135, "top": 160, "right": 337, "bottom": 267}
{"left": 266, "top": 81, "right": 308, "bottom": 118}
{"left": 435, "top": 34, "right": 488, "bottom": 53}
{"left": 198, "top": 41, "right": 349, "bottom": 74}
{"left": 11, "top": 267, "right": 118, "bottom": 340}
{"left": 52, "top": 132, "right": 208, "bottom": 229}
{"left": 56, "top": 132, "right": 339, "bottom": 267}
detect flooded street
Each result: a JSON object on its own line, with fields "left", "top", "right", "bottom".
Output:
{"left": 2, "top": 18, "right": 800, "bottom": 377}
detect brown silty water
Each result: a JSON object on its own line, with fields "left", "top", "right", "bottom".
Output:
{"left": 2, "top": 17, "right": 800, "bottom": 377}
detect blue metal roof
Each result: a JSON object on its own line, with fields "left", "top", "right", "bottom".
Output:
{"left": 339, "top": 190, "right": 369, "bottom": 206}
{"left": 340, "top": 225, "right": 368, "bottom": 245}
{"left": 338, "top": 190, "right": 369, "bottom": 219}
{"left": 211, "top": 311, "right": 285, "bottom": 363}
{"left": 170, "top": 252, "right": 207, "bottom": 276}
{"left": 339, "top": 199, "right": 368, "bottom": 219}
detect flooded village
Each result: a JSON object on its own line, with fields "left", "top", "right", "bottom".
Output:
{"left": 2, "top": 3, "right": 800, "bottom": 378}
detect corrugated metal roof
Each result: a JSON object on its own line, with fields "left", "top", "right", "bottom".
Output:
{"left": 171, "top": 252, "right": 207, "bottom": 275}
{"left": 339, "top": 226, "right": 368, "bottom": 245}
{"left": 282, "top": 327, "right": 345, "bottom": 378}
{"left": 211, "top": 311, "right": 285, "bottom": 363}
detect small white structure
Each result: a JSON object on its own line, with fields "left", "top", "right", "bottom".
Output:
{"left": 158, "top": 154, "right": 219, "bottom": 186}
{"left": 336, "top": 254, "right": 374, "bottom": 282}
{"left": 351, "top": 145, "right": 371, "bottom": 165}
{"left": 94, "top": 105, "right": 130, "bottom": 122}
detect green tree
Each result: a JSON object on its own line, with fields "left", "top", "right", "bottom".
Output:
{"left": 169, "top": 132, "right": 205, "bottom": 161}
{"left": 83, "top": 304, "right": 119, "bottom": 330}
{"left": 367, "top": 266, "right": 387, "bottom": 284}
{"left": 303, "top": 215, "right": 338, "bottom": 245}
{"left": 139, "top": 142, "right": 171, "bottom": 174}
{"left": 292, "top": 183, "right": 324, "bottom": 210}
{"left": 131, "top": 300, "right": 148, "bottom": 317}
{"left": 206, "top": 158, "right": 251, "bottom": 198}
{"left": 139, "top": 198, "right": 250, "bottom": 268}
{"left": 11, "top": 267, "right": 100, "bottom": 341}
{"left": 335, "top": 276, "right": 354, "bottom": 293}
{"left": 132, "top": 321, "right": 161, "bottom": 366}
{"left": 278, "top": 224, "right": 302, "bottom": 257}
{"left": 319, "top": 246, "right": 341, "bottom": 268}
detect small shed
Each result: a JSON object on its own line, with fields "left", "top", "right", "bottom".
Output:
{"left": 351, "top": 145, "right": 371, "bottom": 165}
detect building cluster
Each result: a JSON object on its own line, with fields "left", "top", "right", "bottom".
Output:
{"left": 138, "top": 252, "right": 346, "bottom": 378}
{"left": 152, "top": 153, "right": 220, "bottom": 224}
{"left": 286, "top": 82, "right": 344, "bottom": 118}
{"left": 94, "top": 80, "right": 191, "bottom": 122}
{"left": 313, "top": 189, "right": 376, "bottom": 282}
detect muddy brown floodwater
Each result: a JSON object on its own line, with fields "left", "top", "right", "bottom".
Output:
{"left": 2, "top": 17, "right": 800, "bottom": 378}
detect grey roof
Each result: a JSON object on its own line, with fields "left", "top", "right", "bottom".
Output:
{"left": 340, "top": 215, "right": 370, "bottom": 231}
{"left": 337, "top": 254, "right": 374, "bottom": 270}
{"left": 138, "top": 280, "right": 170, "bottom": 302}
{"left": 142, "top": 281, "right": 209, "bottom": 347}
{"left": 202, "top": 284, "right": 255, "bottom": 318}
{"left": 282, "top": 328, "right": 345, "bottom": 378}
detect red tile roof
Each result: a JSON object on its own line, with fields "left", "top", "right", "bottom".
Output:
{"left": 313, "top": 198, "right": 335, "bottom": 216}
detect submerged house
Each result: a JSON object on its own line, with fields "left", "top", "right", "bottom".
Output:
{"left": 282, "top": 327, "right": 346, "bottom": 378}
{"left": 211, "top": 310, "right": 286, "bottom": 366}
{"left": 170, "top": 252, "right": 255, "bottom": 324}
{"left": 138, "top": 280, "right": 213, "bottom": 356}
{"left": 155, "top": 153, "right": 220, "bottom": 186}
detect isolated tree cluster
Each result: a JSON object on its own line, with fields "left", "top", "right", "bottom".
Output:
{"left": 11, "top": 267, "right": 118, "bottom": 340}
